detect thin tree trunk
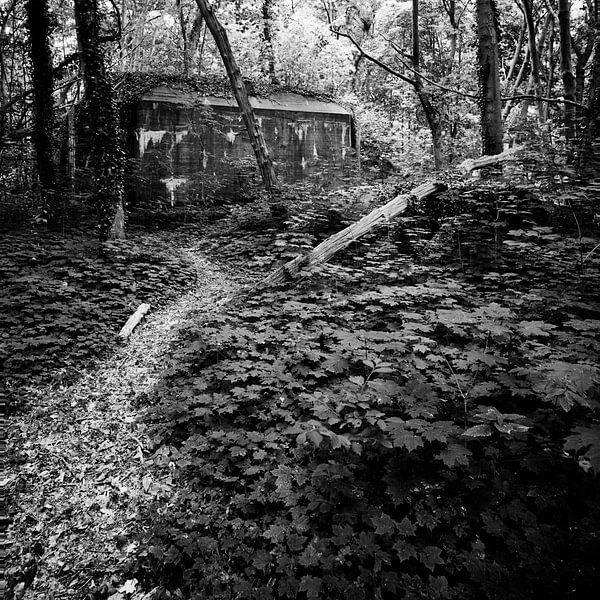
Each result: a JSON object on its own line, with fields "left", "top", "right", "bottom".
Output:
{"left": 506, "top": 24, "right": 525, "bottom": 83}
{"left": 544, "top": 27, "right": 555, "bottom": 122}
{"left": 26, "top": 0, "right": 58, "bottom": 225}
{"left": 520, "top": 0, "right": 545, "bottom": 120}
{"left": 558, "top": 0, "right": 576, "bottom": 138}
{"left": 503, "top": 45, "right": 529, "bottom": 121}
{"left": 587, "top": 20, "right": 600, "bottom": 176}
{"left": 413, "top": 0, "right": 444, "bottom": 169}
{"left": 476, "top": 0, "right": 503, "bottom": 156}
{"left": 195, "top": 0, "right": 278, "bottom": 193}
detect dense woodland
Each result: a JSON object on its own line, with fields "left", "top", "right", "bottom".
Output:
{"left": 2, "top": 1, "right": 600, "bottom": 599}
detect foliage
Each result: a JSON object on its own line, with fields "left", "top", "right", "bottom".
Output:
{"left": 0, "top": 230, "right": 196, "bottom": 395}
{"left": 89, "top": 179, "right": 600, "bottom": 600}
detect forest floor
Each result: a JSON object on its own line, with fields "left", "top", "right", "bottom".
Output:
{"left": 8, "top": 245, "right": 244, "bottom": 600}
{"left": 5, "top": 178, "right": 600, "bottom": 600}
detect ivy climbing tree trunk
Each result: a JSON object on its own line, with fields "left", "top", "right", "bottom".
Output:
{"left": 194, "top": 0, "right": 279, "bottom": 193}
{"left": 476, "top": 0, "right": 503, "bottom": 156}
{"left": 262, "top": 0, "right": 278, "bottom": 84}
{"left": 25, "top": 0, "right": 59, "bottom": 225}
{"left": 74, "top": 0, "right": 125, "bottom": 240}
{"left": 558, "top": 0, "right": 576, "bottom": 138}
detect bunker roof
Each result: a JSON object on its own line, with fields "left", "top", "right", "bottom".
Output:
{"left": 140, "top": 86, "right": 352, "bottom": 117}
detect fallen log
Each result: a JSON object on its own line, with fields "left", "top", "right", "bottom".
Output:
{"left": 119, "top": 303, "right": 151, "bottom": 339}
{"left": 458, "top": 146, "right": 522, "bottom": 174}
{"left": 260, "top": 180, "right": 444, "bottom": 287}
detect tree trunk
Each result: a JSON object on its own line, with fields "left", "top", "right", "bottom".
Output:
{"left": 259, "top": 181, "right": 444, "bottom": 287}
{"left": 74, "top": 0, "right": 125, "bottom": 240}
{"left": 476, "top": 0, "right": 503, "bottom": 156}
{"left": 520, "top": 0, "right": 545, "bottom": 120}
{"left": 587, "top": 20, "right": 600, "bottom": 176}
{"left": 26, "top": 0, "right": 58, "bottom": 225}
{"left": 558, "top": 0, "right": 576, "bottom": 138}
{"left": 262, "top": 0, "right": 278, "bottom": 83}
{"left": 506, "top": 24, "right": 525, "bottom": 84}
{"left": 413, "top": 0, "right": 444, "bottom": 169}
{"left": 194, "top": 0, "right": 279, "bottom": 193}
{"left": 502, "top": 45, "right": 529, "bottom": 121}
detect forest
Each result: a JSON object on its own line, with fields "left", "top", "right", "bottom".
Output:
{"left": 2, "top": 0, "right": 600, "bottom": 599}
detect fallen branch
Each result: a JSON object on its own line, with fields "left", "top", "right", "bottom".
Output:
{"left": 260, "top": 180, "right": 445, "bottom": 287}
{"left": 458, "top": 147, "right": 522, "bottom": 174}
{"left": 119, "top": 303, "right": 150, "bottom": 339}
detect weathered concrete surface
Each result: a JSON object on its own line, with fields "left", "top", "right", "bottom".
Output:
{"left": 133, "top": 87, "right": 354, "bottom": 204}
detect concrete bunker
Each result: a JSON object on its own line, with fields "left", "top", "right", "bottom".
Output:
{"left": 132, "top": 85, "right": 355, "bottom": 204}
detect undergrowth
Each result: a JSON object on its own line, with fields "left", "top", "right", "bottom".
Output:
{"left": 0, "top": 230, "right": 196, "bottom": 400}
{"left": 119, "top": 181, "right": 599, "bottom": 599}
{"left": 5, "top": 178, "right": 600, "bottom": 600}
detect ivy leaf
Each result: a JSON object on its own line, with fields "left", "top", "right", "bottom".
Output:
{"left": 349, "top": 375, "right": 365, "bottom": 387}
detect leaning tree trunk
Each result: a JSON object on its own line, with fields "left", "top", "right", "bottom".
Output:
{"left": 74, "top": 0, "right": 124, "bottom": 240}
{"left": 558, "top": 0, "right": 576, "bottom": 139}
{"left": 195, "top": 0, "right": 278, "bottom": 193}
{"left": 26, "top": 0, "right": 59, "bottom": 225}
{"left": 476, "top": 0, "right": 503, "bottom": 156}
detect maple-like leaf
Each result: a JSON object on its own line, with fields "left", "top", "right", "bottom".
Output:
{"left": 437, "top": 443, "right": 472, "bottom": 467}
{"left": 517, "top": 320, "right": 557, "bottom": 337}
{"left": 419, "top": 545, "right": 443, "bottom": 572}
{"left": 371, "top": 512, "right": 396, "bottom": 535}
{"left": 299, "top": 575, "right": 322, "bottom": 599}
{"left": 252, "top": 550, "right": 271, "bottom": 572}
{"left": 397, "top": 516, "right": 416, "bottom": 536}
{"left": 564, "top": 426, "right": 600, "bottom": 474}
{"left": 394, "top": 540, "right": 417, "bottom": 562}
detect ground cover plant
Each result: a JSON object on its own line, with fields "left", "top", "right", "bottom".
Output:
{"left": 6, "top": 177, "right": 600, "bottom": 600}
{"left": 103, "top": 181, "right": 600, "bottom": 599}
{"left": 1, "top": 229, "right": 197, "bottom": 399}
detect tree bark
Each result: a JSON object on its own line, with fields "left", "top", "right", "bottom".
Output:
{"left": 259, "top": 181, "right": 444, "bottom": 286}
{"left": 74, "top": 0, "right": 125, "bottom": 240}
{"left": 26, "top": 0, "right": 58, "bottom": 225}
{"left": 520, "top": 0, "right": 545, "bottom": 120}
{"left": 476, "top": 0, "right": 503, "bottom": 156}
{"left": 412, "top": 0, "right": 444, "bottom": 169}
{"left": 262, "top": 0, "right": 278, "bottom": 83}
{"left": 194, "top": 0, "right": 279, "bottom": 193}
{"left": 558, "top": 0, "right": 576, "bottom": 138}
{"left": 587, "top": 20, "right": 600, "bottom": 176}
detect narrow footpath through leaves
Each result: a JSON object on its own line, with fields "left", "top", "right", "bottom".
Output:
{"left": 10, "top": 248, "right": 245, "bottom": 600}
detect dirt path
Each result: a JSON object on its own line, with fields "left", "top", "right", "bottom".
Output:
{"left": 10, "top": 249, "right": 241, "bottom": 600}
